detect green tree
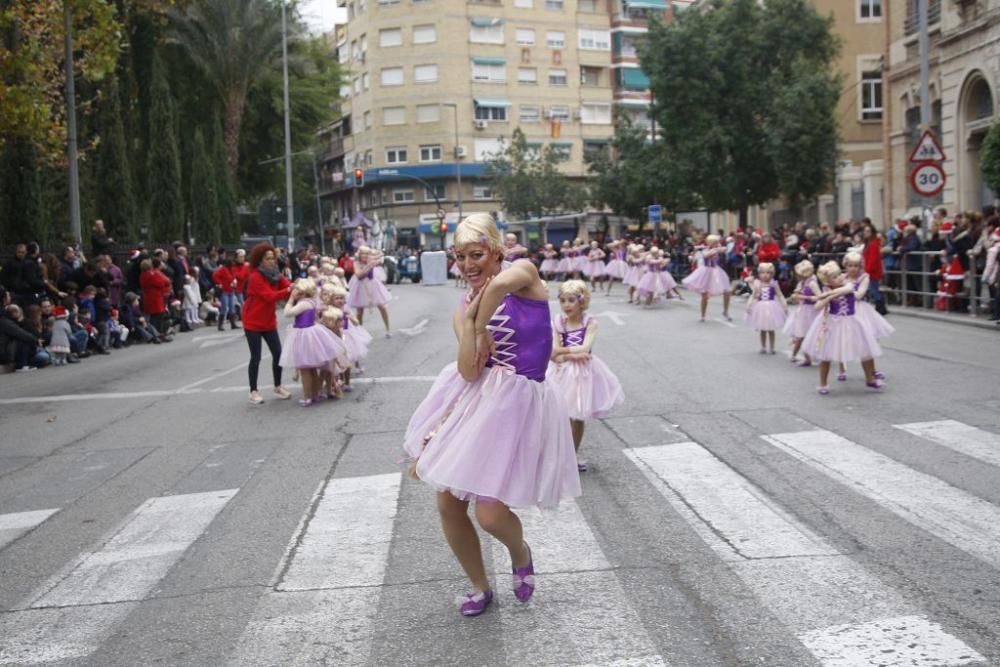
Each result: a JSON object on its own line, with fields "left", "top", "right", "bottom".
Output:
{"left": 642, "top": 0, "right": 840, "bottom": 224}
{"left": 484, "top": 128, "right": 585, "bottom": 221}
{"left": 94, "top": 76, "right": 138, "bottom": 243}
{"left": 146, "top": 54, "right": 184, "bottom": 242}
{"left": 209, "top": 116, "right": 239, "bottom": 243}
{"left": 188, "top": 126, "right": 221, "bottom": 245}
{"left": 980, "top": 120, "right": 1000, "bottom": 197}
{"left": 0, "top": 139, "right": 47, "bottom": 244}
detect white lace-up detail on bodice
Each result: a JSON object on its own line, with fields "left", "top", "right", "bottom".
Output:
{"left": 486, "top": 302, "right": 518, "bottom": 373}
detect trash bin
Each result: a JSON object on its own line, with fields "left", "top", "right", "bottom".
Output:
{"left": 420, "top": 250, "right": 448, "bottom": 285}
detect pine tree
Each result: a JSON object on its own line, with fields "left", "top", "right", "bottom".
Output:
{"left": 95, "top": 76, "right": 138, "bottom": 244}
{"left": 189, "top": 127, "right": 220, "bottom": 245}
{"left": 0, "top": 140, "right": 46, "bottom": 245}
{"left": 146, "top": 54, "right": 184, "bottom": 243}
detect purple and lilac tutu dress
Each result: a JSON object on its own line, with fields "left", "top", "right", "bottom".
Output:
{"left": 853, "top": 274, "right": 895, "bottom": 339}
{"left": 801, "top": 291, "right": 882, "bottom": 362}
{"left": 745, "top": 282, "right": 786, "bottom": 331}
{"left": 556, "top": 250, "right": 572, "bottom": 275}
{"left": 341, "top": 313, "right": 371, "bottom": 362}
{"left": 783, "top": 277, "right": 821, "bottom": 339}
{"left": 572, "top": 249, "right": 587, "bottom": 274}
{"left": 539, "top": 251, "right": 560, "bottom": 274}
{"left": 279, "top": 305, "right": 348, "bottom": 369}
{"left": 373, "top": 264, "right": 388, "bottom": 284}
{"left": 347, "top": 268, "right": 391, "bottom": 309}
{"left": 403, "top": 292, "right": 581, "bottom": 509}
{"left": 682, "top": 251, "right": 730, "bottom": 295}
{"left": 637, "top": 260, "right": 676, "bottom": 298}
{"left": 547, "top": 316, "right": 624, "bottom": 420}
{"left": 583, "top": 251, "right": 605, "bottom": 278}
{"left": 450, "top": 260, "right": 463, "bottom": 278}
{"left": 604, "top": 248, "right": 628, "bottom": 280}
{"left": 624, "top": 257, "right": 645, "bottom": 287}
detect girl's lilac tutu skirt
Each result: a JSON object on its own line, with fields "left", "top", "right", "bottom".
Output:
{"left": 801, "top": 314, "right": 882, "bottom": 363}
{"left": 745, "top": 300, "right": 786, "bottom": 331}
{"left": 403, "top": 363, "right": 581, "bottom": 510}
{"left": 856, "top": 301, "right": 894, "bottom": 339}
{"left": 449, "top": 262, "right": 462, "bottom": 277}
{"left": 624, "top": 265, "right": 644, "bottom": 287}
{"left": 783, "top": 303, "right": 819, "bottom": 339}
{"left": 343, "top": 324, "right": 371, "bottom": 362}
{"left": 682, "top": 265, "right": 730, "bottom": 295}
{"left": 637, "top": 271, "right": 676, "bottom": 297}
{"left": 604, "top": 259, "right": 628, "bottom": 280}
{"left": 546, "top": 356, "right": 624, "bottom": 421}
{"left": 583, "top": 259, "right": 605, "bottom": 278}
{"left": 540, "top": 258, "right": 559, "bottom": 274}
{"left": 346, "top": 275, "right": 391, "bottom": 308}
{"left": 374, "top": 266, "right": 387, "bottom": 283}
{"left": 572, "top": 256, "right": 587, "bottom": 273}
{"left": 279, "top": 324, "right": 347, "bottom": 369}
{"left": 556, "top": 258, "right": 571, "bottom": 274}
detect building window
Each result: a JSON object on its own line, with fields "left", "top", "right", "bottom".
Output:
{"left": 353, "top": 76, "right": 361, "bottom": 94}
{"left": 578, "top": 28, "right": 610, "bottom": 50}
{"left": 578, "top": 0, "right": 597, "bottom": 11}
{"left": 340, "top": 84, "right": 351, "bottom": 99}
{"left": 859, "top": 0, "right": 881, "bottom": 19}
{"left": 379, "top": 28, "right": 402, "bottom": 47}
{"left": 359, "top": 0, "right": 367, "bottom": 12}
{"left": 474, "top": 184, "right": 494, "bottom": 200}
{"left": 520, "top": 105, "right": 540, "bottom": 123}
{"left": 472, "top": 61, "right": 506, "bottom": 83}
{"left": 583, "top": 140, "right": 609, "bottom": 161}
{"left": 414, "top": 64, "right": 438, "bottom": 83}
{"left": 424, "top": 184, "right": 446, "bottom": 201}
{"left": 545, "top": 0, "right": 564, "bottom": 9}
{"left": 546, "top": 31, "right": 565, "bottom": 48}
{"left": 548, "top": 68, "right": 568, "bottom": 86}
{"left": 364, "top": 110, "right": 372, "bottom": 129}
{"left": 860, "top": 71, "right": 882, "bottom": 120}
{"left": 362, "top": 72, "right": 370, "bottom": 90}
{"left": 548, "top": 105, "right": 570, "bottom": 121}
{"left": 386, "top": 146, "right": 408, "bottom": 164}
{"left": 514, "top": 0, "right": 532, "bottom": 7}
{"left": 518, "top": 68, "right": 537, "bottom": 84}
{"left": 550, "top": 143, "right": 571, "bottom": 161}
{"left": 381, "top": 67, "right": 404, "bottom": 86}
{"left": 469, "top": 19, "right": 504, "bottom": 44}
{"left": 420, "top": 144, "right": 442, "bottom": 161}
{"left": 580, "top": 103, "right": 611, "bottom": 124}
{"left": 516, "top": 28, "right": 535, "bottom": 45}
{"left": 383, "top": 106, "right": 406, "bottom": 125}
{"left": 413, "top": 24, "right": 436, "bottom": 44}
{"left": 416, "top": 104, "right": 440, "bottom": 123}
{"left": 580, "top": 66, "right": 602, "bottom": 87}
{"left": 393, "top": 190, "right": 415, "bottom": 203}
{"left": 475, "top": 105, "right": 509, "bottom": 121}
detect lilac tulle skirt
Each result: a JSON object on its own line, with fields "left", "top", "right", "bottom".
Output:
{"left": 546, "top": 356, "right": 624, "bottom": 421}
{"left": 801, "top": 314, "right": 882, "bottom": 362}
{"left": 540, "top": 259, "right": 560, "bottom": 274}
{"left": 624, "top": 265, "right": 645, "bottom": 287}
{"left": 583, "top": 259, "right": 605, "bottom": 278}
{"left": 783, "top": 303, "right": 820, "bottom": 339}
{"left": 343, "top": 324, "right": 371, "bottom": 362}
{"left": 637, "top": 271, "right": 677, "bottom": 297}
{"left": 682, "top": 265, "right": 730, "bottom": 295}
{"left": 374, "top": 266, "right": 387, "bottom": 283}
{"left": 403, "top": 363, "right": 581, "bottom": 510}
{"left": 279, "top": 324, "right": 348, "bottom": 369}
{"left": 745, "top": 300, "right": 786, "bottom": 331}
{"left": 346, "top": 275, "right": 391, "bottom": 309}
{"left": 450, "top": 262, "right": 462, "bottom": 277}
{"left": 556, "top": 258, "right": 571, "bottom": 274}
{"left": 856, "top": 301, "right": 894, "bottom": 339}
{"left": 604, "top": 259, "right": 628, "bottom": 280}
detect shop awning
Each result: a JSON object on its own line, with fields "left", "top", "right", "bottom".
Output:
{"left": 469, "top": 16, "right": 503, "bottom": 27}
{"left": 625, "top": 0, "right": 667, "bottom": 8}
{"left": 474, "top": 97, "right": 512, "bottom": 107}
{"left": 621, "top": 68, "right": 650, "bottom": 90}
{"left": 472, "top": 57, "right": 506, "bottom": 66}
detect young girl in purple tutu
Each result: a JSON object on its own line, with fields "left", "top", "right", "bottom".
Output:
{"left": 278, "top": 279, "right": 346, "bottom": 406}
{"left": 784, "top": 260, "right": 821, "bottom": 366}
{"left": 682, "top": 234, "right": 733, "bottom": 321}
{"left": 744, "top": 262, "right": 788, "bottom": 354}
{"left": 327, "top": 284, "right": 370, "bottom": 389}
{"left": 403, "top": 213, "right": 581, "bottom": 618}
{"left": 346, "top": 245, "right": 391, "bottom": 337}
{"left": 548, "top": 280, "right": 625, "bottom": 472}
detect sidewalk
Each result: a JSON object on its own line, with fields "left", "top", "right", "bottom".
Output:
{"left": 887, "top": 305, "right": 1000, "bottom": 331}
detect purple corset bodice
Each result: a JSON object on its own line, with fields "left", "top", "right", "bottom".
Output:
{"left": 559, "top": 316, "right": 587, "bottom": 347}
{"left": 365, "top": 269, "right": 374, "bottom": 280}
{"left": 759, "top": 284, "right": 776, "bottom": 301}
{"left": 828, "top": 293, "right": 856, "bottom": 316}
{"left": 704, "top": 254, "right": 719, "bottom": 267}
{"left": 341, "top": 314, "right": 350, "bottom": 330}
{"left": 802, "top": 284, "right": 815, "bottom": 298}
{"left": 484, "top": 294, "right": 552, "bottom": 382}
{"left": 294, "top": 309, "right": 317, "bottom": 328}
{"left": 616, "top": 249, "right": 625, "bottom": 261}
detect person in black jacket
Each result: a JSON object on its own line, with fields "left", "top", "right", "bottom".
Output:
{"left": 90, "top": 219, "right": 114, "bottom": 257}
{"left": 1, "top": 289, "right": 46, "bottom": 371}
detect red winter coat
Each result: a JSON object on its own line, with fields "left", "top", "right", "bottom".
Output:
{"left": 230, "top": 261, "right": 251, "bottom": 295}
{"left": 243, "top": 270, "right": 291, "bottom": 332}
{"left": 139, "top": 269, "right": 171, "bottom": 315}
{"left": 756, "top": 242, "right": 780, "bottom": 264}
{"left": 212, "top": 265, "right": 236, "bottom": 294}
{"left": 863, "top": 236, "right": 884, "bottom": 281}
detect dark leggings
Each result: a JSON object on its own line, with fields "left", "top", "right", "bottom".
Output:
{"left": 245, "top": 329, "right": 282, "bottom": 392}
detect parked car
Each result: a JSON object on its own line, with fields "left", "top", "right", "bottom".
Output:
{"left": 397, "top": 254, "right": 421, "bottom": 283}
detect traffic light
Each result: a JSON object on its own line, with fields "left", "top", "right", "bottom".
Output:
{"left": 439, "top": 221, "right": 448, "bottom": 235}
{"left": 353, "top": 168, "right": 364, "bottom": 188}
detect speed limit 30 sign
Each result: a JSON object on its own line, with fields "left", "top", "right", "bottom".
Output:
{"left": 910, "top": 161, "right": 945, "bottom": 197}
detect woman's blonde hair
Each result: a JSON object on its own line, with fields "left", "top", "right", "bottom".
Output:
{"left": 293, "top": 278, "right": 317, "bottom": 298}
{"left": 816, "top": 260, "right": 842, "bottom": 286}
{"left": 320, "top": 307, "right": 343, "bottom": 326}
{"left": 842, "top": 251, "right": 863, "bottom": 267}
{"left": 706, "top": 234, "right": 721, "bottom": 245}
{"left": 326, "top": 283, "right": 348, "bottom": 297}
{"left": 454, "top": 213, "right": 503, "bottom": 255}
{"left": 794, "top": 259, "right": 815, "bottom": 278}
{"left": 559, "top": 279, "right": 591, "bottom": 310}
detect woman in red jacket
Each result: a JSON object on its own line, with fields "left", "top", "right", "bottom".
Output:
{"left": 139, "top": 258, "right": 172, "bottom": 340}
{"left": 862, "top": 223, "right": 887, "bottom": 314}
{"left": 755, "top": 232, "right": 781, "bottom": 267}
{"left": 243, "top": 243, "right": 292, "bottom": 404}
{"left": 212, "top": 259, "right": 240, "bottom": 331}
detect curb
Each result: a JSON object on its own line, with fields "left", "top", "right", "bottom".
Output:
{"left": 888, "top": 307, "right": 999, "bottom": 331}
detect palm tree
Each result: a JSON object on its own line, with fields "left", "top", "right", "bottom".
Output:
{"left": 168, "top": 0, "right": 290, "bottom": 180}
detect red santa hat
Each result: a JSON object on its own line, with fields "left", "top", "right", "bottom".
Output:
{"left": 53, "top": 306, "right": 67, "bottom": 317}
{"left": 896, "top": 219, "right": 908, "bottom": 231}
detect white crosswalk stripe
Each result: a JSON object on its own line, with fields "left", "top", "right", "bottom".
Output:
{"left": 894, "top": 420, "right": 1000, "bottom": 468}
{"left": 0, "top": 509, "right": 59, "bottom": 552}
{"left": 627, "top": 441, "right": 985, "bottom": 667}
{"left": 0, "top": 489, "right": 238, "bottom": 665}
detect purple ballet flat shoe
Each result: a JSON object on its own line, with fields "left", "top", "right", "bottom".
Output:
{"left": 873, "top": 371, "right": 886, "bottom": 380}
{"left": 512, "top": 544, "right": 535, "bottom": 602}
{"left": 577, "top": 461, "right": 588, "bottom": 472}
{"left": 298, "top": 398, "right": 316, "bottom": 407}
{"left": 797, "top": 360, "right": 812, "bottom": 367}
{"left": 457, "top": 590, "right": 494, "bottom": 617}
{"left": 342, "top": 384, "right": 353, "bottom": 393}
{"left": 817, "top": 386, "right": 830, "bottom": 395}
{"left": 865, "top": 380, "right": 884, "bottom": 391}
{"left": 837, "top": 372, "right": 847, "bottom": 382}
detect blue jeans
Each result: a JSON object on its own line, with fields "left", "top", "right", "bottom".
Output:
{"left": 867, "top": 279, "right": 882, "bottom": 303}
{"left": 70, "top": 329, "right": 89, "bottom": 354}
{"left": 219, "top": 292, "right": 235, "bottom": 320}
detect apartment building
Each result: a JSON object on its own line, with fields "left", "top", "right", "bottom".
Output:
{"left": 317, "top": 0, "right": 684, "bottom": 248}
{"left": 884, "top": 0, "right": 998, "bottom": 223}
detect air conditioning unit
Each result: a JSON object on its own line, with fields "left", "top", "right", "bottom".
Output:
{"left": 474, "top": 119, "right": 489, "bottom": 130}
{"left": 455, "top": 145, "right": 468, "bottom": 158}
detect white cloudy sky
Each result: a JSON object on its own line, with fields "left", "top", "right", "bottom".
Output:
{"left": 299, "top": 0, "right": 347, "bottom": 34}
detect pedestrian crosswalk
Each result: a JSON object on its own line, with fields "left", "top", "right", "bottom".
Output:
{"left": 0, "top": 419, "right": 997, "bottom": 666}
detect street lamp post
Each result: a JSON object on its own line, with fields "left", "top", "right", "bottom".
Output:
{"left": 280, "top": 1, "right": 295, "bottom": 253}
{"left": 63, "top": 2, "right": 82, "bottom": 249}
{"left": 259, "top": 149, "right": 326, "bottom": 256}
{"left": 442, "top": 103, "right": 463, "bottom": 222}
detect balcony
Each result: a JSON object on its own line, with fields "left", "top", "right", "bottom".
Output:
{"left": 904, "top": 0, "right": 941, "bottom": 36}
{"left": 318, "top": 171, "right": 349, "bottom": 196}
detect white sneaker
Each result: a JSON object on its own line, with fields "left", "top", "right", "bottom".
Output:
{"left": 15, "top": 366, "right": 38, "bottom": 373}
{"left": 249, "top": 391, "right": 264, "bottom": 404}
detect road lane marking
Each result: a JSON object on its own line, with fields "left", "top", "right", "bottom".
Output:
{"left": 489, "top": 501, "right": 667, "bottom": 667}
{"left": 0, "top": 489, "right": 237, "bottom": 664}
{"left": 176, "top": 357, "right": 257, "bottom": 393}
{"left": 0, "top": 509, "right": 59, "bottom": 551}
{"left": 763, "top": 430, "right": 1000, "bottom": 570}
{"left": 628, "top": 442, "right": 984, "bottom": 667}
{"left": 894, "top": 420, "right": 1000, "bottom": 468}
{"left": 228, "top": 473, "right": 402, "bottom": 666}
{"left": 590, "top": 310, "right": 627, "bottom": 326}
{"left": 397, "top": 318, "right": 429, "bottom": 336}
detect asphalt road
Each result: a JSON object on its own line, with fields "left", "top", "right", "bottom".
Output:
{"left": 1, "top": 281, "right": 998, "bottom": 667}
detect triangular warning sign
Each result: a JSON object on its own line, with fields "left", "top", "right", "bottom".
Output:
{"left": 909, "top": 130, "right": 946, "bottom": 162}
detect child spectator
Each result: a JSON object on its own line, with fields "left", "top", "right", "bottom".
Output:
{"left": 48, "top": 306, "right": 73, "bottom": 365}
{"left": 121, "top": 292, "right": 161, "bottom": 344}
{"left": 182, "top": 274, "right": 203, "bottom": 328}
